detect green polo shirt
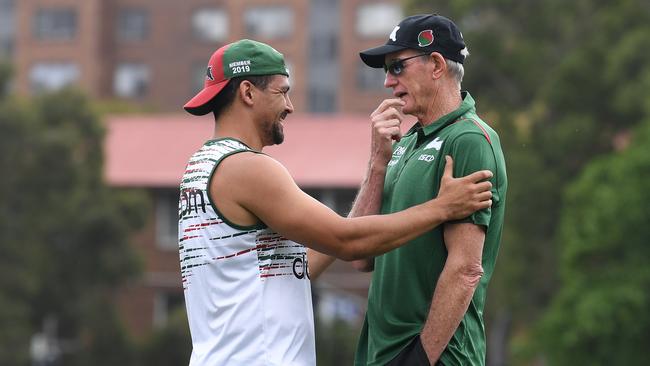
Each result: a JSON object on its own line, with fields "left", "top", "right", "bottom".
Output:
{"left": 355, "top": 92, "right": 507, "bottom": 366}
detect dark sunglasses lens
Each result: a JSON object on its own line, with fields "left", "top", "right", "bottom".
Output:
{"left": 390, "top": 62, "right": 402, "bottom": 75}
{"left": 384, "top": 62, "right": 400, "bottom": 75}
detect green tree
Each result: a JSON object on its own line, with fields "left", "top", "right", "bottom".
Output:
{"left": 540, "top": 119, "right": 650, "bottom": 365}
{"left": 0, "top": 86, "right": 148, "bottom": 365}
{"left": 139, "top": 308, "right": 192, "bottom": 366}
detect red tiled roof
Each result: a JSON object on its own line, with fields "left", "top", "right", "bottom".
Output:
{"left": 104, "top": 113, "right": 414, "bottom": 188}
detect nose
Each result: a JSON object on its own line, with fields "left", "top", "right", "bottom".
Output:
{"left": 285, "top": 94, "right": 294, "bottom": 114}
{"left": 384, "top": 72, "right": 398, "bottom": 88}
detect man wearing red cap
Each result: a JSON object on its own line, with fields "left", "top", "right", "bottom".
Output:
{"left": 352, "top": 14, "right": 508, "bottom": 366}
{"left": 178, "top": 38, "right": 494, "bottom": 365}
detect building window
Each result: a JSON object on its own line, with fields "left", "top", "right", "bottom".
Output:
{"left": 192, "top": 8, "right": 228, "bottom": 42}
{"left": 155, "top": 190, "right": 179, "bottom": 251}
{"left": 116, "top": 8, "right": 149, "bottom": 42}
{"left": 29, "top": 62, "right": 79, "bottom": 92}
{"left": 356, "top": 62, "right": 386, "bottom": 91}
{"left": 310, "top": 33, "right": 338, "bottom": 60}
{"left": 244, "top": 6, "right": 293, "bottom": 39}
{"left": 356, "top": 3, "right": 402, "bottom": 38}
{"left": 113, "top": 63, "right": 150, "bottom": 98}
{"left": 33, "top": 8, "right": 76, "bottom": 40}
{"left": 308, "top": 88, "right": 336, "bottom": 113}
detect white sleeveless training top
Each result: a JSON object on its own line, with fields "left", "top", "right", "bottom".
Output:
{"left": 178, "top": 138, "right": 315, "bottom": 366}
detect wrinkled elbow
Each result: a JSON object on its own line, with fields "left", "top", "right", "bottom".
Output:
{"left": 459, "top": 263, "right": 484, "bottom": 289}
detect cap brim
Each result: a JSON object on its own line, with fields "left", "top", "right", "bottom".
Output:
{"left": 183, "top": 79, "right": 230, "bottom": 116}
{"left": 360, "top": 44, "right": 409, "bottom": 68}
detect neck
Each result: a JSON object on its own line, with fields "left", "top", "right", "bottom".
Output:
{"left": 419, "top": 83, "right": 462, "bottom": 126}
{"left": 212, "top": 109, "right": 264, "bottom": 151}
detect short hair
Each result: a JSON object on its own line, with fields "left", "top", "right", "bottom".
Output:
{"left": 211, "top": 75, "right": 275, "bottom": 120}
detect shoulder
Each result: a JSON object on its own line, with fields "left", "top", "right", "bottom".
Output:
{"left": 444, "top": 113, "right": 500, "bottom": 147}
{"left": 214, "top": 152, "right": 300, "bottom": 202}
{"left": 219, "top": 151, "right": 292, "bottom": 182}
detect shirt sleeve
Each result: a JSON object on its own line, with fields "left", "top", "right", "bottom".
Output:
{"left": 445, "top": 131, "right": 498, "bottom": 227}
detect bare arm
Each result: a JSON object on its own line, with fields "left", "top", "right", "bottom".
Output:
{"left": 306, "top": 250, "right": 336, "bottom": 280}
{"left": 214, "top": 152, "right": 492, "bottom": 261}
{"left": 420, "top": 223, "right": 486, "bottom": 363}
{"left": 348, "top": 162, "right": 387, "bottom": 271}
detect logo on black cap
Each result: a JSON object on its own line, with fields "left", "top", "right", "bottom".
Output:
{"left": 418, "top": 30, "right": 434, "bottom": 47}
{"left": 389, "top": 26, "right": 400, "bottom": 41}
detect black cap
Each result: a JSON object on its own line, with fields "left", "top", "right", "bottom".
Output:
{"left": 360, "top": 14, "right": 467, "bottom": 68}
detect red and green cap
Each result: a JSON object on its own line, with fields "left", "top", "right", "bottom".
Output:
{"left": 184, "top": 39, "right": 289, "bottom": 116}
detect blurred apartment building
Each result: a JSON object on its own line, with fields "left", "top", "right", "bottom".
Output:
{"left": 10, "top": 0, "right": 402, "bottom": 114}
{"left": 6, "top": 0, "right": 406, "bottom": 337}
{"left": 0, "top": 0, "right": 14, "bottom": 57}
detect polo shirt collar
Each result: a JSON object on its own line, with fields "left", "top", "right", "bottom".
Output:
{"left": 406, "top": 91, "right": 475, "bottom": 143}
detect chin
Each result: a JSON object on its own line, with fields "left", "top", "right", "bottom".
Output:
{"left": 401, "top": 105, "right": 414, "bottom": 116}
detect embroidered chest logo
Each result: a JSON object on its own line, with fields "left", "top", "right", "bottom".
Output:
{"left": 388, "top": 145, "right": 407, "bottom": 167}
{"left": 424, "top": 137, "right": 444, "bottom": 151}
{"left": 418, "top": 137, "right": 443, "bottom": 163}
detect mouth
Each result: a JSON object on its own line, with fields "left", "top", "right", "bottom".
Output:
{"left": 394, "top": 91, "right": 407, "bottom": 99}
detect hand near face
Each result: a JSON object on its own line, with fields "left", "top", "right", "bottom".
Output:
{"left": 369, "top": 98, "right": 406, "bottom": 166}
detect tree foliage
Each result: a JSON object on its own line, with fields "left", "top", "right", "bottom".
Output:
{"left": 139, "top": 308, "right": 192, "bottom": 366}
{"left": 540, "top": 119, "right": 650, "bottom": 365}
{"left": 0, "top": 86, "right": 148, "bottom": 365}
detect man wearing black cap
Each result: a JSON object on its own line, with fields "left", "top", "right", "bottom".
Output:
{"left": 177, "top": 39, "right": 494, "bottom": 365}
{"left": 351, "top": 14, "right": 508, "bottom": 366}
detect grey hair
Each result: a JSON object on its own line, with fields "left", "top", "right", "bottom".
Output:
{"left": 446, "top": 59, "right": 465, "bottom": 85}
{"left": 446, "top": 47, "right": 469, "bottom": 85}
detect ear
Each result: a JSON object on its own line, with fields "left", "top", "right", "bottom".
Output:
{"left": 238, "top": 80, "right": 256, "bottom": 107}
{"left": 429, "top": 52, "right": 447, "bottom": 80}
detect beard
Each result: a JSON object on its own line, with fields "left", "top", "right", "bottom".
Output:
{"left": 266, "top": 120, "right": 284, "bottom": 145}
{"left": 272, "top": 121, "right": 284, "bottom": 144}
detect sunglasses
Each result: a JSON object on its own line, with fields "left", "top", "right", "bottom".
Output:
{"left": 383, "top": 53, "right": 430, "bottom": 76}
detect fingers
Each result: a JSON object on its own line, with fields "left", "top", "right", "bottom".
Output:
{"left": 375, "top": 123, "right": 402, "bottom": 141}
{"left": 371, "top": 99, "right": 405, "bottom": 144}
{"left": 373, "top": 107, "right": 404, "bottom": 124}
{"left": 443, "top": 155, "right": 493, "bottom": 184}
{"left": 476, "top": 190, "right": 493, "bottom": 201}
{"left": 371, "top": 99, "right": 405, "bottom": 132}
{"left": 477, "top": 199, "right": 492, "bottom": 210}
{"left": 371, "top": 98, "right": 405, "bottom": 117}
{"left": 463, "top": 169, "right": 493, "bottom": 183}
{"left": 475, "top": 181, "right": 493, "bottom": 193}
